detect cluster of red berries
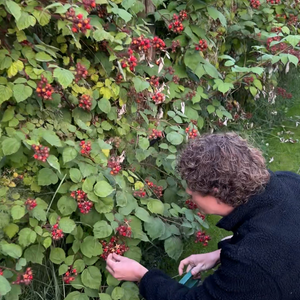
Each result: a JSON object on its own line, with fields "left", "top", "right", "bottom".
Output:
{"left": 149, "top": 76, "right": 160, "bottom": 87}
{"left": 116, "top": 73, "right": 123, "bottom": 83}
{"left": 168, "top": 12, "right": 186, "bottom": 33}
{"left": 52, "top": 222, "right": 64, "bottom": 240}
{"left": 100, "top": 236, "right": 129, "bottom": 260}
{"left": 287, "top": 14, "right": 298, "bottom": 25}
{"left": 152, "top": 36, "right": 166, "bottom": 50}
{"left": 197, "top": 212, "right": 206, "bottom": 220}
{"left": 66, "top": 9, "right": 91, "bottom": 34}
{"left": 243, "top": 76, "right": 254, "bottom": 85}
{"left": 165, "top": 66, "right": 175, "bottom": 75}
{"left": 80, "top": 141, "right": 91, "bottom": 156}
{"left": 79, "top": 94, "right": 92, "bottom": 111}
{"left": 171, "top": 40, "right": 181, "bottom": 53}
{"left": 185, "top": 127, "right": 198, "bottom": 139}
{"left": 244, "top": 112, "right": 253, "bottom": 119}
{"left": 186, "top": 90, "right": 196, "bottom": 100}
{"left": 266, "top": 36, "right": 281, "bottom": 51}
{"left": 107, "top": 157, "right": 122, "bottom": 175}
{"left": 0, "top": 269, "right": 3, "bottom": 276}
{"left": 152, "top": 92, "right": 165, "bottom": 105}
{"left": 172, "top": 75, "right": 180, "bottom": 84}
{"left": 36, "top": 75, "right": 54, "bottom": 100}
{"left": 250, "top": 0, "right": 261, "bottom": 8}
{"left": 97, "top": 5, "right": 108, "bottom": 18}
{"left": 25, "top": 198, "right": 37, "bottom": 210}
{"left": 185, "top": 199, "right": 197, "bottom": 210}
{"left": 267, "top": 0, "right": 280, "bottom": 4}
{"left": 32, "top": 144, "right": 49, "bottom": 162}
{"left": 128, "top": 55, "right": 138, "bottom": 72}
{"left": 149, "top": 129, "right": 163, "bottom": 140}
{"left": 195, "top": 231, "right": 211, "bottom": 246}
{"left": 133, "top": 189, "right": 147, "bottom": 198}
{"left": 71, "top": 190, "right": 93, "bottom": 214}
{"left": 146, "top": 179, "right": 163, "bottom": 198}
{"left": 271, "top": 27, "right": 281, "bottom": 33}
{"left": 12, "top": 268, "right": 33, "bottom": 285}
{"left": 116, "top": 220, "right": 132, "bottom": 237}
{"left": 130, "top": 36, "right": 151, "bottom": 53}
{"left": 82, "top": 0, "right": 96, "bottom": 12}
{"left": 75, "top": 62, "right": 88, "bottom": 83}
{"left": 195, "top": 39, "right": 208, "bottom": 51}
{"left": 276, "top": 87, "right": 292, "bottom": 99}
{"left": 63, "top": 267, "right": 77, "bottom": 284}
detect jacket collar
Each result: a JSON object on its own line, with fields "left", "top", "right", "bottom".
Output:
{"left": 217, "top": 171, "right": 280, "bottom": 232}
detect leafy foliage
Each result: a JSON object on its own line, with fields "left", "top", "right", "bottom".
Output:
{"left": 0, "top": 0, "right": 299, "bottom": 298}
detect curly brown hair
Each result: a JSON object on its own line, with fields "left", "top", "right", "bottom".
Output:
{"left": 177, "top": 132, "right": 270, "bottom": 207}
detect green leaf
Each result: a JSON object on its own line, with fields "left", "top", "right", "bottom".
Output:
{"left": 24, "top": 245, "right": 45, "bottom": 264}
{"left": 207, "top": 105, "right": 215, "bottom": 114}
{"left": 35, "top": 52, "right": 53, "bottom": 62}
{"left": 38, "top": 168, "right": 58, "bottom": 186}
{"left": 111, "top": 7, "right": 132, "bottom": 23}
{"left": 164, "top": 236, "right": 183, "bottom": 260}
{"left": 50, "top": 247, "right": 66, "bottom": 264}
{"left": 63, "top": 147, "right": 78, "bottom": 164}
{"left": 59, "top": 217, "right": 76, "bottom": 233}
{"left": 250, "top": 86, "right": 257, "bottom": 96}
{"left": 13, "top": 84, "right": 33, "bottom": 103}
{"left": 11, "top": 205, "right": 26, "bottom": 220}
{"left": 207, "top": 7, "right": 226, "bottom": 27}
{"left": 80, "top": 236, "right": 103, "bottom": 258}
{"left": 81, "top": 266, "right": 102, "bottom": 290}
{"left": 94, "top": 181, "right": 114, "bottom": 197}
{"left": 0, "top": 276, "right": 11, "bottom": 296}
{"left": 53, "top": 67, "right": 74, "bottom": 88}
{"left": 16, "top": 12, "right": 36, "bottom": 30}
{"left": 0, "top": 85, "right": 13, "bottom": 105}
{"left": 4, "top": 223, "right": 19, "bottom": 239}
{"left": 98, "top": 98, "right": 111, "bottom": 114}
{"left": 58, "top": 195, "right": 78, "bottom": 215}
{"left": 213, "top": 79, "right": 234, "bottom": 94}
{"left": 1, "top": 243, "right": 22, "bottom": 258}
{"left": 253, "top": 79, "right": 262, "bottom": 90}
{"left": 31, "top": 206, "right": 47, "bottom": 222}
{"left": 144, "top": 217, "right": 165, "bottom": 239}
{"left": 70, "top": 168, "right": 82, "bottom": 183}
{"left": 93, "top": 29, "right": 114, "bottom": 42}
{"left": 147, "top": 199, "right": 164, "bottom": 215}
{"left": 133, "top": 77, "right": 150, "bottom": 93}
{"left": 47, "top": 155, "right": 61, "bottom": 173}
{"left": 1, "top": 106, "right": 15, "bottom": 122}
{"left": 43, "top": 130, "right": 62, "bottom": 147}
{"left": 166, "top": 132, "right": 183, "bottom": 145}
{"left": 65, "top": 292, "right": 89, "bottom": 300}
{"left": 5, "top": 1, "right": 21, "bottom": 20}
{"left": 93, "top": 220, "right": 112, "bottom": 239}
{"left": 73, "top": 259, "right": 86, "bottom": 273}
{"left": 135, "top": 207, "right": 150, "bottom": 222}
{"left": 111, "top": 287, "right": 125, "bottom": 300}
{"left": 138, "top": 137, "right": 149, "bottom": 150}
{"left": 18, "top": 228, "right": 37, "bottom": 247}
{"left": 99, "top": 293, "right": 112, "bottom": 300}
{"left": 2, "top": 138, "right": 21, "bottom": 156}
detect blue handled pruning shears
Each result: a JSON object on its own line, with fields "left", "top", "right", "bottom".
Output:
{"left": 179, "top": 269, "right": 200, "bottom": 288}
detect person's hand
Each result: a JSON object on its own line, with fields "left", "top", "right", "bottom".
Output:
{"left": 178, "top": 249, "right": 221, "bottom": 277}
{"left": 106, "top": 253, "right": 148, "bottom": 282}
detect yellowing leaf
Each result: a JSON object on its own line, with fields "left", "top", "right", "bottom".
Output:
{"left": 102, "top": 149, "right": 110, "bottom": 157}
{"left": 7, "top": 60, "right": 24, "bottom": 78}
{"left": 100, "top": 87, "right": 113, "bottom": 99}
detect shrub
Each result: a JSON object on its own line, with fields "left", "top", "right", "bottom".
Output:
{"left": 0, "top": 0, "right": 299, "bottom": 298}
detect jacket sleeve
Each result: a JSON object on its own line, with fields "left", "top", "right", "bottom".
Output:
{"left": 139, "top": 247, "right": 280, "bottom": 300}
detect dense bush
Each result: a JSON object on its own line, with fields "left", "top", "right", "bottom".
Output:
{"left": 0, "top": 0, "right": 299, "bottom": 299}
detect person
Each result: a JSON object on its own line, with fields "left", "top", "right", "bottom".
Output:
{"left": 106, "top": 132, "right": 300, "bottom": 300}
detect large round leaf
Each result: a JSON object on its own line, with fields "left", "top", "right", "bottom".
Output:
{"left": 93, "top": 220, "right": 112, "bottom": 239}
{"left": 166, "top": 132, "right": 183, "bottom": 145}
{"left": 81, "top": 266, "right": 101, "bottom": 289}
{"left": 94, "top": 181, "right": 114, "bottom": 198}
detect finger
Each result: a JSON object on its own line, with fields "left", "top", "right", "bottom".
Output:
{"left": 192, "top": 273, "right": 202, "bottom": 280}
{"left": 186, "top": 264, "right": 194, "bottom": 273}
{"left": 191, "top": 264, "right": 205, "bottom": 275}
{"left": 178, "top": 258, "right": 190, "bottom": 275}
{"left": 106, "top": 265, "right": 114, "bottom": 275}
{"left": 112, "top": 253, "right": 122, "bottom": 261}
{"left": 106, "top": 254, "right": 116, "bottom": 268}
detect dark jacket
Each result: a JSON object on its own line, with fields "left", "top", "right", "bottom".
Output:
{"left": 139, "top": 171, "right": 300, "bottom": 300}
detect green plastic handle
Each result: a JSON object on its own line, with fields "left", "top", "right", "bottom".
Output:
{"left": 179, "top": 270, "right": 199, "bottom": 288}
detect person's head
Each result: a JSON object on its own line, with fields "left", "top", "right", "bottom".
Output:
{"left": 177, "top": 132, "right": 270, "bottom": 215}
